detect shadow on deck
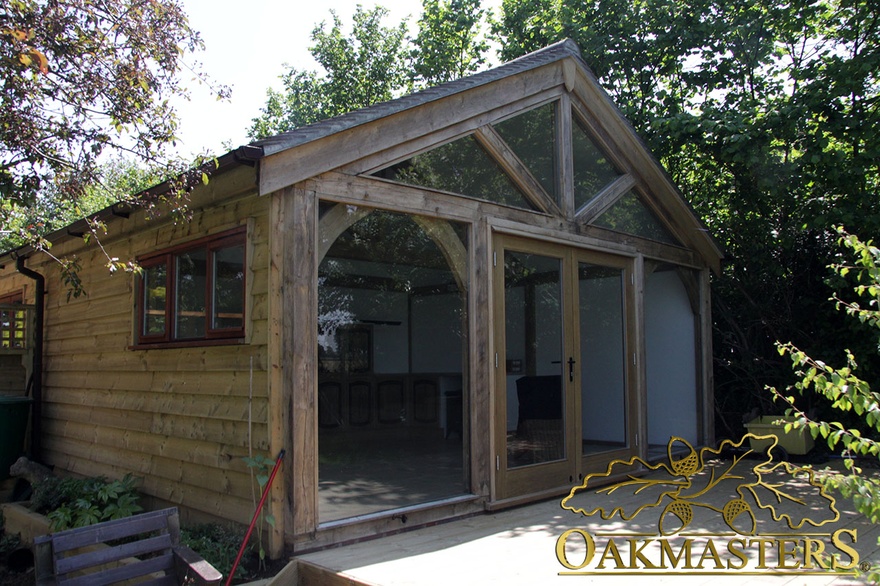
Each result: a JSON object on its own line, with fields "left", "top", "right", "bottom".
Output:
{"left": 263, "top": 457, "right": 880, "bottom": 585}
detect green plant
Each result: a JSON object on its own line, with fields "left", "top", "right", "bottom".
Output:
{"left": 769, "top": 227, "right": 880, "bottom": 583}
{"left": 180, "top": 523, "right": 254, "bottom": 582}
{"left": 242, "top": 454, "right": 277, "bottom": 567}
{"left": 30, "top": 474, "right": 143, "bottom": 530}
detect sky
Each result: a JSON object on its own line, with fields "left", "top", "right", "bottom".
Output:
{"left": 172, "top": 0, "right": 499, "bottom": 158}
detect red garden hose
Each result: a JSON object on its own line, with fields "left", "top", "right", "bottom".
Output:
{"left": 226, "top": 449, "right": 285, "bottom": 586}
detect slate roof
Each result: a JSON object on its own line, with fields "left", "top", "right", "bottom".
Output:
{"left": 251, "top": 39, "right": 586, "bottom": 157}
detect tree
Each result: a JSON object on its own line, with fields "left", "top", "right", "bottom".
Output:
{"left": 1, "top": 0, "right": 227, "bottom": 250}
{"left": 247, "top": 70, "right": 330, "bottom": 140}
{"left": 770, "top": 228, "right": 880, "bottom": 583}
{"left": 249, "top": 5, "right": 409, "bottom": 139}
{"left": 492, "top": 0, "right": 880, "bottom": 435}
{"left": 0, "top": 156, "right": 161, "bottom": 253}
{"left": 410, "top": 0, "right": 489, "bottom": 86}
{"left": 249, "top": 0, "right": 492, "bottom": 139}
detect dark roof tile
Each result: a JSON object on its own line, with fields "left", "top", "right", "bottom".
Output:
{"left": 252, "top": 39, "right": 584, "bottom": 156}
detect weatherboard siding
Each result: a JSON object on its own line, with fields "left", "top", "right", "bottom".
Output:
{"left": 23, "top": 165, "right": 271, "bottom": 526}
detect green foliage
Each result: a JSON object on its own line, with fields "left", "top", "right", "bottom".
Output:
{"left": 180, "top": 523, "right": 255, "bottom": 582}
{"left": 242, "top": 455, "right": 276, "bottom": 566}
{"left": 411, "top": 0, "right": 490, "bottom": 85}
{"left": 251, "top": 0, "right": 880, "bottom": 438}
{"left": 249, "top": 6, "right": 409, "bottom": 139}
{"left": 770, "top": 229, "right": 880, "bottom": 583}
{"left": 249, "top": 0, "right": 491, "bottom": 138}
{"left": 493, "top": 0, "right": 880, "bottom": 433}
{"left": 30, "top": 474, "right": 143, "bottom": 531}
{"left": 0, "top": 0, "right": 227, "bottom": 229}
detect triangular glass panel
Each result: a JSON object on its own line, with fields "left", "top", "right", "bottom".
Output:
{"left": 573, "top": 115, "right": 622, "bottom": 210}
{"left": 593, "top": 190, "right": 681, "bottom": 246}
{"left": 492, "top": 102, "right": 558, "bottom": 204}
{"left": 372, "top": 135, "right": 536, "bottom": 210}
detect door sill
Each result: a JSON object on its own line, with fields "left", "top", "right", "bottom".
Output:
{"left": 488, "top": 465, "right": 648, "bottom": 512}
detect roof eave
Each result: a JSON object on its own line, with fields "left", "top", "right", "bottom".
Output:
{"left": 0, "top": 144, "right": 264, "bottom": 265}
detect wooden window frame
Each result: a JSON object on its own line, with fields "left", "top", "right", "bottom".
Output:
{"left": 0, "top": 291, "right": 23, "bottom": 304}
{"left": 134, "top": 226, "right": 246, "bottom": 348}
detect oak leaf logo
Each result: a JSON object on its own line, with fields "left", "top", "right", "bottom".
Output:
{"left": 560, "top": 435, "right": 839, "bottom": 535}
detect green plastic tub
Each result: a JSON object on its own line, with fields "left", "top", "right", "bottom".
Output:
{"left": 744, "top": 415, "right": 814, "bottom": 456}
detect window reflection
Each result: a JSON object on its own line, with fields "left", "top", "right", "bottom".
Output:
{"left": 318, "top": 206, "right": 470, "bottom": 522}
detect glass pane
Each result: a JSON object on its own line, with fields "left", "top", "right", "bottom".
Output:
{"left": 0, "top": 305, "right": 27, "bottom": 349}
{"left": 573, "top": 116, "right": 622, "bottom": 209}
{"left": 493, "top": 103, "right": 558, "bottom": 204}
{"left": 579, "top": 263, "right": 627, "bottom": 454}
{"left": 504, "top": 251, "right": 565, "bottom": 468}
{"left": 212, "top": 244, "right": 244, "bottom": 330}
{"left": 318, "top": 208, "right": 469, "bottom": 522}
{"left": 175, "top": 249, "right": 207, "bottom": 339}
{"left": 372, "top": 135, "right": 536, "bottom": 209}
{"left": 594, "top": 190, "right": 681, "bottom": 245}
{"left": 143, "top": 262, "right": 167, "bottom": 336}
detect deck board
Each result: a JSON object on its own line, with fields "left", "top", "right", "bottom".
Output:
{"left": 297, "top": 459, "right": 878, "bottom": 585}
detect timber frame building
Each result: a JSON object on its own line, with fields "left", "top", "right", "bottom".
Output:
{"left": 0, "top": 40, "right": 722, "bottom": 555}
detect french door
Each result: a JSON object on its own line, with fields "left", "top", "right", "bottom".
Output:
{"left": 494, "top": 235, "right": 637, "bottom": 499}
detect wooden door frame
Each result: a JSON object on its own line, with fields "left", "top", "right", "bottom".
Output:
{"left": 570, "top": 248, "right": 639, "bottom": 478}
{"left": 492, "top": 234, "right": 639, "bottom": 501}
{"left": 493, "top": 234, "right": 577, "bottom": 500}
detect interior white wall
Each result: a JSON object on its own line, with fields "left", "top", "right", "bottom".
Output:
{"left": 580, "top": 274, "right": 626, "bottom": 444}
{"left": 645, "top": 270, "right": 698, "bottom": 445}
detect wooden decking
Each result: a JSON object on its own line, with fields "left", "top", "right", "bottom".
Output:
{"left": 287, "top": 457, "right": 879, "bottom": 585}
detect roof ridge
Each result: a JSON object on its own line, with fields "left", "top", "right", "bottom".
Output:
{"left": 253, "top": 39, "right": 584, "bottom": 156}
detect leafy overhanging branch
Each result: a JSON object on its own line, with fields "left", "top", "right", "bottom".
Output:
{"left": 768, "top": 227, "right": 880, "bottom": 582}
{"left": 1, "top": 0, "right": 230, "bottom": 290}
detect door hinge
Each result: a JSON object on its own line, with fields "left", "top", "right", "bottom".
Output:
{"left": 493, "top": 251, "right": 497, "bottom": 267}
{"left": 631, "top": 273, "right": 635, "bottom": 285}
{"left": 636, "top": 433, "right": 639, "bottom": 447}
{"left": 496, "top": 455, "right": 500, "bottom": 471}
{"left": 495, "top": 352, "right": 498, "bottom": 368}
{"left": 633, "top": 353, "right": 636, "bottom": 366}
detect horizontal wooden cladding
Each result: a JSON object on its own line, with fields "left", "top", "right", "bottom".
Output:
{"left": 42, "top": 408, "right": 267, "bottom": 452}
{"left": 42, "top": 414, "right": 264, "bottom": 470}
{"left": 105, "top": 411, "right": 264, "bottom": 453}
{"left": 260, "top": 64, "right": 566, "bottom": 194}
{"left": 44, "top": 369, "right": 268, "bottom": 397}
{"left": 31, "top": 196, "right": 267, "bottom": 279}
{"left": 44, "top": 438, "right": 260, "bottom": 525}
{"left": 42, "top": 386, "right": 267, "bottom": 424}
{"left": 8, "top": 170, "right": 273, "bottom": 531}
{"left": 29, "top": 167, "right": 265, "bottom": 268}
{"left": 44, "top": 344, "right": 268, "bottom": 371}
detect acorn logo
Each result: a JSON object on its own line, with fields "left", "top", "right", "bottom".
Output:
{"left": 555, "top": 434, "right": 860, "bottom": 576}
